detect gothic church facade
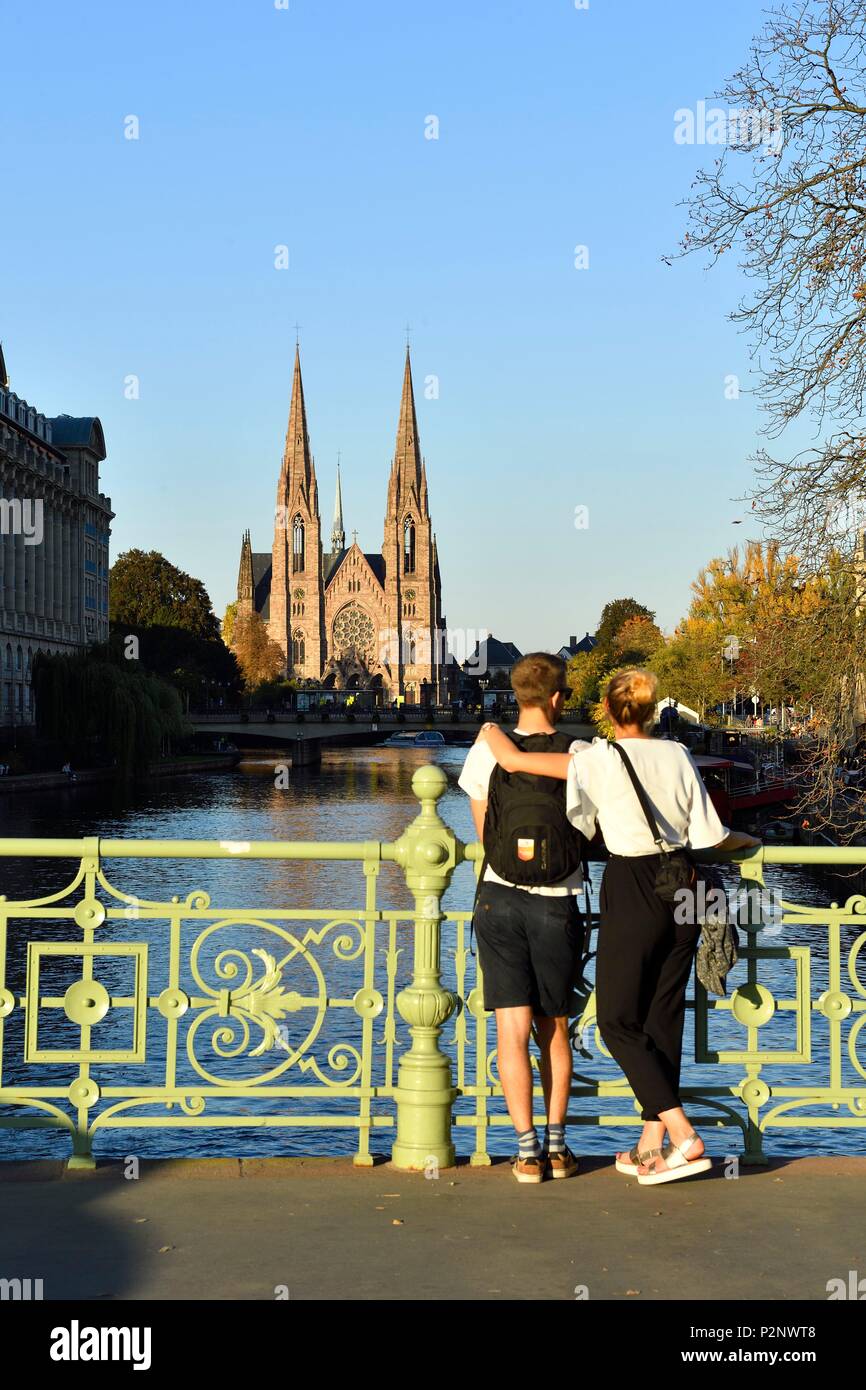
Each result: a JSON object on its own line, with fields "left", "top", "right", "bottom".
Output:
{"left": 236, "top": 346, "right": 445, "bottom": 702}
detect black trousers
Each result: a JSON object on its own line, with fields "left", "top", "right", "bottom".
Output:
{"left": 596, "top": 853, "right": 700, "bottom": 1121}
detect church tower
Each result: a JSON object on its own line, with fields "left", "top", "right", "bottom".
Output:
{"left": 382, "top": 347, "right": 442, "bottom": 701}
{"left": 331, "top": 458, "right": 345, "bottom": 552}
{"left": 269, "top": 346, "right": 324, "bottom": 678}
{"left": 236, "top": 529, "right": 254, "bottom": 619}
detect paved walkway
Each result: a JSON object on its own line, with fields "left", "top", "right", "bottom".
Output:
{"left": 1, "top": 1156, "right": 862, "bottom": 1301}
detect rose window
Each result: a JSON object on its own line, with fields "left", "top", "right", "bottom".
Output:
{"left": 333, "top": 605, "right": 375, "bottom": 656}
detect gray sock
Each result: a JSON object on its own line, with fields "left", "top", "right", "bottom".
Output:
{"left": 546, "top": 1123, "right": 566, "bottom": 1154}
{"left": 517, "top": 1126, "right": 542, "bottom": 1159}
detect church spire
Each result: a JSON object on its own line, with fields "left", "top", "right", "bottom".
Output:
{"left": 331, "top": 456, "right": 345, "bottom": 551}
{"left": 389, "top": 345, "right": 423, "bottom": 508}
{"left": 237, "top": 529, "right": 254, "bottom": 612}
{"left": 280, "top": 344, "right": 316, "bottom": 502}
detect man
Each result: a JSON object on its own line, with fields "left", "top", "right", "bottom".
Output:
{"left": 459, "top": 652, "right": 590, "bottom": 1183}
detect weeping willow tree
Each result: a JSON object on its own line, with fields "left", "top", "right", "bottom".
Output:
{"left": 32, "top": 652, "right": 188, "bottom": 779}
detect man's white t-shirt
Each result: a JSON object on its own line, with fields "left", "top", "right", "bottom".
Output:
{"left": 458, "top": 730, "right": 591, "bottom": 896}
{"left": 565, "top": 737, "right": 727, "bottom": 856}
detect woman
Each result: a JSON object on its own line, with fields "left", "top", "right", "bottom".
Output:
{"left": 481, "top": 668, "right": 759, "bottom": 1186}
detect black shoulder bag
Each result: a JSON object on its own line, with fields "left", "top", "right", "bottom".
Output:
{"left": 611, "top": 742, "right": 738, "bottom": 995}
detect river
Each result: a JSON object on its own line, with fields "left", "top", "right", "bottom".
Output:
{"left": 0, "top": 746, "right": 863, "bottom": 1162}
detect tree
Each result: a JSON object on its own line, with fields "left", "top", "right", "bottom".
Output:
{"left": 222, "top": 601, "right": 238, "bottom": 649}
{"left": 649, "top": 632, "right": 729, "bottom": 723}
{"left": 231, "top": 611, "right": 286, "bottom": 690}
{"left": 595, "top": 599, "right": 656, "bottom": 662}
{"left": 674, "top": 0, "right": 866, "bottom": 561}
{"left": 110, "top": 550, "right": 222, "bottom": 640}
{"left": 109, "top": 551, "right": 240, "bottom": 704}
{"left": 611, "top": 615, "right": 665, "bottom": 667}
{"left": 32, "top": 650, "right": 188, "bottom": 778}
{"left": 672, "top": 0, "right": 866, "bottom": 827}
{"left": 651, "top": 542, "right": 830, "bottom": 717}
{"left": 565, "top": 647, "right": 605, "bottom": 712}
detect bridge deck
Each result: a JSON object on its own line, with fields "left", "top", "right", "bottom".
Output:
{"left": 1, "top": 1155, "right": 860, "bottom": 1301}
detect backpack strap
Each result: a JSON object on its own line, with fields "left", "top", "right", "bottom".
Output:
{"left": 611, "top": 742, "right": 669, "bottom": 852}
{"left": 471, "top": 729, "right": 522, "bottom": 953}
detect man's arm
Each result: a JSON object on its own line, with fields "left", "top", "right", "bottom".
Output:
{"left": 457, "top": 742, "right": 494, "bottom": 843}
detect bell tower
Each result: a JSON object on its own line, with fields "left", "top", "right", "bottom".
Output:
{"left": 269, "top": 346, "right": 324, "bottom": 678}
{"left": 382, "top": 347, "right": 441, "bottom": 702}
{"left": 236, "top": 530, "right": 255, "bottom": 619}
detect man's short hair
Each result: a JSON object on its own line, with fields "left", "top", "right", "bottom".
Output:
{"left": 510, "top": 652, "right": 568, "bottom": 709}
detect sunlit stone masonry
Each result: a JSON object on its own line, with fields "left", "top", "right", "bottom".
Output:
{"left": 0, "top": 341, "right": 112, "bottom": 725}
{"left": 236, "top": 345, "right": 446, "bottom": 704}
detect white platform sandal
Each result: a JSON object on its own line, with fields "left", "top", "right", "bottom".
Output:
{"left": 636, "top": 1133, "right": 712, "bottom": 1186}
{"left": 615, "top": 1143, "right": 662, "bottom": 1176}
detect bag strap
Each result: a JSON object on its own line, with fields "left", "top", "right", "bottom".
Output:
{"left": 611, "top": 742, "right": 668, "bottom": 851}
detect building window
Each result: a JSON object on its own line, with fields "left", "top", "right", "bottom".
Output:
{"left": 292, "top": 516, "right": 305, "bottom": 573}
{"left": 292, "top": 630, "right": 305, "bottom": 668}
{"left": 403, "top": 516, "right": 416, "bottom": 574}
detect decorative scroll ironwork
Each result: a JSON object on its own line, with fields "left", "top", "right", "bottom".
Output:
{"left": 0, "top": 836, "right": 402, "bottom": 1167}
{"left": 1, "top": 770, "right": 866, "bottom": 1168}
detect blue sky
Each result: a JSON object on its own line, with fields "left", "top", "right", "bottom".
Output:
{"left": 2, "top": 0, "right": 788, "bottom": 651}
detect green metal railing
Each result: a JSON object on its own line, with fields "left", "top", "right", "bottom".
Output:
{"left": 0, "top": 763, "right": 865, "bottom": 1169}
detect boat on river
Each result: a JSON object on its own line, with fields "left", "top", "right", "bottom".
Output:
{"left": 383, "top": 730, "right": 447, "bottom": 748}
{"left": 693, "top": 753, "right": 798, "bottom": 822}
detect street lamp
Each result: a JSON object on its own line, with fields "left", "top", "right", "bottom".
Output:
{"left": 723, "top": 635, "right": 740, "bottom": 723}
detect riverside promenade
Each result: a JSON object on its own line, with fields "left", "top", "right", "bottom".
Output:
{"left": 1, "top": 1155, "right": 863, "bottom": 1301}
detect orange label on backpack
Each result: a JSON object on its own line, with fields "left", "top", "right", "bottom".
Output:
{"left": 516, "top": 838, "right": 535, "bottom": 862}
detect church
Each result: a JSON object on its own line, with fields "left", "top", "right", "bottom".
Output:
{"left": 236, "top": 345, "right": 445, "bottom": 703}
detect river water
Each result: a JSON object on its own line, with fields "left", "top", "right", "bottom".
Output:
{"left": 1, "top": 746, "right": 864, "bottom": 1162}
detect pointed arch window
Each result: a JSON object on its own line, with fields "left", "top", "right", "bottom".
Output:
{"left": 292, "top": 516, "right": 305, "bottom": 573}
{"left": 292, "top": 629, "right": 305, "bottom": 668}
{"left": 403, "top": 516, "right": 416, "bottom": 574}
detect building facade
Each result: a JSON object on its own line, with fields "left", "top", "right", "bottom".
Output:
{"left": 236, "top": 346, "right": 445, "bottom": 703}
{"left": 0, "top": 343, "right": 112, "bottom": 726}
{"left": 558, "top": 633, "right": 597, "bottom": 661}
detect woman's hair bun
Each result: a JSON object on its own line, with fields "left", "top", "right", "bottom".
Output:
{"left": 605, "top": 668, "right": 658, "bottom": 728}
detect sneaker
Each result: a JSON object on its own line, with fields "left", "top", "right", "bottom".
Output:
{"left": 547, "top": 1146, "right": 579, "bottom": 1179}
{"left": 511, "top": 1153, "right": 547, "bottom": 1184}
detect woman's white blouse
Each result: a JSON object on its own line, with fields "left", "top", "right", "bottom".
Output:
{"left": 565, "top": 737, "right": 727, "bottom": 857}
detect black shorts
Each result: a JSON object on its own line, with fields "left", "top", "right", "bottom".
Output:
{"left": 473, "top": 881, "right": 584, "bottom": 1018}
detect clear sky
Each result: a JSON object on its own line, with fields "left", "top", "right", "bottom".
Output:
{"left": 2, "top": 0, "right": 786, "bottom": 653}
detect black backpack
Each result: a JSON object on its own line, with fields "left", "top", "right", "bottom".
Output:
{"left": 482, "top": 730, "right": 587, "bottom": 886}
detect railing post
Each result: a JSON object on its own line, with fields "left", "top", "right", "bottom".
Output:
{"left": 391, "top": 764, "right": 459, "bottom": 1171}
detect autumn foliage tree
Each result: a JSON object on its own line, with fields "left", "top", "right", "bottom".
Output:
{"left": 674, "top": 0, "right": 866, "bottom": 829}
{"left": 230, "top": 611, "right": 286, "bottom": 691}
{"left": 594, "top": 599, "right": 656, "bottom": 663}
